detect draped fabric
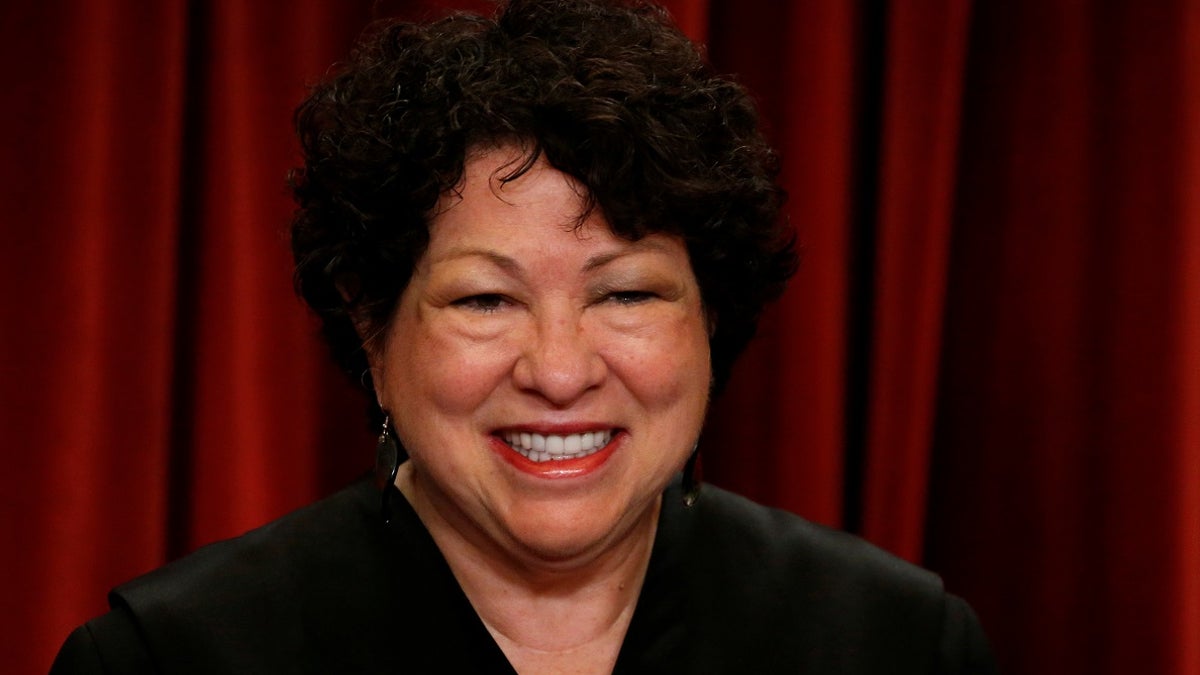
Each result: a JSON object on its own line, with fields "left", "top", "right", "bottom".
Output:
{"left": 2, "top": 2, "right": 1196, "bottom": 674}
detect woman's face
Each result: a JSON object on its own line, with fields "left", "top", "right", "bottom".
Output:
{"left": 371, "top": 145, "right": 711, "bottom": 566}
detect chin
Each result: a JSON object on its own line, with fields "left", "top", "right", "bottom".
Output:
{"left": 512, "top": 534, "right": 602, "bottom": 564}
{"left": 501, "top": 500, "right": 653, "bottom": 565}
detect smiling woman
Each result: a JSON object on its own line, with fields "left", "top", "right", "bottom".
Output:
{"left": 381, "top": 147, "right": 710, "bottom": 574}
{"left": 50, "top": 1, "right": 995, "bottom": 673}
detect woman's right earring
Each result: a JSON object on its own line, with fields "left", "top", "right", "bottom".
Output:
{"left": 375, "top": 416, "right": 401, "bottom": 523}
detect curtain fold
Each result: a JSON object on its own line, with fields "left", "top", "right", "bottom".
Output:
{"left": 859, "top": 0, "right": 971, "bottom": 561}
{"left": 702, "top": 0, "right": 859, "bottom": 529}
{"left": 1, "top": 2, "right": 188, "bottom": 671}
{"left": 169, "top": 0, "right": 373, "bottom": 555}
{"left": 925, "top": 3, "right": 1200, "bottom": 673}
{"left": 3, "top": 1, "right": 1198, "bottom": 673}
{"left": 1179, "top": 11, "right": 1200, "bottom": 672}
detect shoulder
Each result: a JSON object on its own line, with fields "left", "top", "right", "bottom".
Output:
{"left": 114, "top": 478, "right": 380, "bottom": 618}
{"left": 679, "top": 482, "right": 943, "bottom": 604}
{"left": 60, "top": 480, "right": 392, "bottom": 674}
{"left": 657, "top": 482, "right": 996, "bottom": 673}
{"left": 50, "top": 605, "right": 155, "bottom": 674}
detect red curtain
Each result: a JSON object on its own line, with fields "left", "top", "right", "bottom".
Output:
{"left": 3, "top": 1, "right": 1197, "bottom": 674}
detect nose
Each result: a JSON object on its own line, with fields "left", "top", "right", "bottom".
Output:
{"left": 512, "top": 309, "right": 606, "bottom": 406}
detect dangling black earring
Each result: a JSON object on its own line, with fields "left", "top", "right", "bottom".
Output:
{"left": 681, "top": 443, "right": 701, "bottom": 507}
{"left": 375, "top": 415, "right": 401, "bottom": 523}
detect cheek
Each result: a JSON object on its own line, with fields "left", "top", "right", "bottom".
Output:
{"left": 605, "top": 316, "right": 712, "bottom": 406}
{"left": 381, "top": 317, "right": 516, "bottom": 418}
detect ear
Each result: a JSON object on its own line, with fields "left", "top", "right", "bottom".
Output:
{"left": 336, "top": 278, "right": 375, "bottom": 344}
{"left": 704, "top": 306, "right": 718, "bottom": 339}
{"left": 338, "top": 280, "right": 387, "bottom": 405}
{"left": 352, "top": 316, "right": 386, "bottom": 371}
{"left": 358, "top": 331, "right": 387, "bottom": 410}
{"left": 335, "top": 275, "right": 359, "bottom": 305}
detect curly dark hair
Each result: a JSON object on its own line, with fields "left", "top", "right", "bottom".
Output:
{"left": 290, "top": 0, "right": 796, "bottom": 403}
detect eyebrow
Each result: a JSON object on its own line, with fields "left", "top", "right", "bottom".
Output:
{"left": 582, "top": 239, "right": 671, "bottom": 271}
{"left": 432, "top": 238, "right": 672, "bottom": 273}
{"left": 430, "top": 248, "right": 522, "bottom": 273}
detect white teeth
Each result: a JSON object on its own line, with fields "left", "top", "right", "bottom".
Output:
{"left": 502, "top": 430, "right": 614, "bottom": 463}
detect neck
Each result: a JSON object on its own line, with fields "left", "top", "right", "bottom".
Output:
{"left": 396, "top": 463, "right": 658, "bottom": 667}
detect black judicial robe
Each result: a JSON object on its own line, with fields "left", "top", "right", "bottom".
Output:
{"left": 51, "top": 478, "right": 998, "bottom": 674}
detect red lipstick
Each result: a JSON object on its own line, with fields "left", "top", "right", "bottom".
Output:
{"left": 490, "top": 433, "right": 619, "bottom": 479}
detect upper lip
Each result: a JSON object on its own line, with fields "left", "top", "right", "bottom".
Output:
{"left": 492, "top": 423, "right": 619, "bottom": 435}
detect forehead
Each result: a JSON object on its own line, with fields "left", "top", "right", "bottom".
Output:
{"left": 427, "top": 146, "right": 603, "bottom": 251}
{"left": 422, "top": 144, "right": 696, "bottom": 278}
{"left": 443, "top": 146, "right": 584, "bottom": 214}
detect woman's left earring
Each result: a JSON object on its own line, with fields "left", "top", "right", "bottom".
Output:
{"left": 682, "top": 443, "right": 701, "bottom": 508}
{"left": 375, "top": 415, "right": 402, "bottom": 523}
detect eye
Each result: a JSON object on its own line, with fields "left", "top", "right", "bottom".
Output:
{"left": 452, "top": 294, "right": 509, "bottom": 313}
{"left": 606, "top": 290, "right": 657, "bottom": 306}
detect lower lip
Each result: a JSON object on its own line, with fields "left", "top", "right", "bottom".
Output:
{"left": 491, "top": 434, "right": 620, "bottom": 479}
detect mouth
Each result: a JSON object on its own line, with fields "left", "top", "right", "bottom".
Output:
{"left": 500, "top": 430, "right": 615, "bottom": 463}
